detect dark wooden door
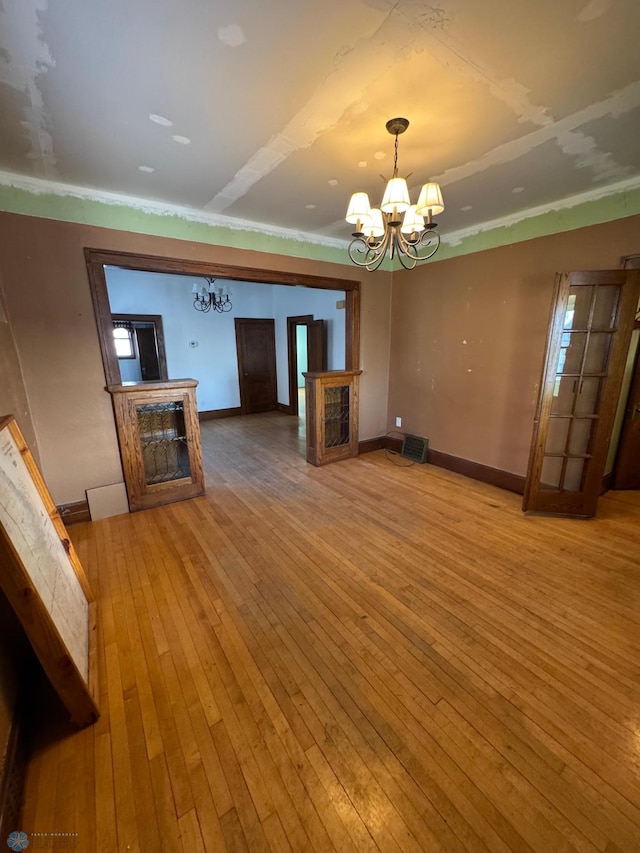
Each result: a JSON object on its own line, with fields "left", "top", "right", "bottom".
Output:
{"left": 307, "top": 319, "right": 326, "bottom": 373}
{"left": 523, "top": 270, "right": 640, "bottom": 517}
{"left": 235, "top": 318, "right": 277, "bottom": 414}
{"left": 612, "top": 338, "right": 640, "bottom": 489}
{"left": 136, "top": 326, "right": 162, "bottom": 380}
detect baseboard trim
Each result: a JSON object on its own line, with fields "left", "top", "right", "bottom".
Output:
{"left": 358, "top": 437, "right": 388, "bottom": 454}
{"left": 199, "top": 406, "right": 242, "bottom": 421}
{"left": 57, "top": 499, "right": 91, "bottom": 525}
{"left": 277, "top": 403, "right": 294, "bottom": 415}
{"left": 363, "top": 436, "right": 526, "bottom": 495}
{"left": 428, "top": 448, "right": 526, "bottom": 495}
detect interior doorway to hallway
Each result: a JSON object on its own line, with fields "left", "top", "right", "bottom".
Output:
{"left": 286, "top": 314, "right": 327, "bottom": 417}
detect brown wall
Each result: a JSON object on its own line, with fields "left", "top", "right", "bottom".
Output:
{"left": 0, "top": 212, "right": 392, "bottom": 504}
{"left": 388, "top": 214, "right": 640, "bottom": 476}
{"left": 0, "top": 271, "right": 37, "bottom": 457}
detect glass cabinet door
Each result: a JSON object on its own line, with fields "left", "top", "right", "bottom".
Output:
{"left": 136, "top": 400, "right": 192, "bottom": 485}
{"left": 323, "top": 385, "right": 350, "bottom": 449}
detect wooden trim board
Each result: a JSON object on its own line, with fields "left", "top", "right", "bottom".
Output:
{"left": 0, "top": 416, "right": 99, "bottom": 727}
{"left": 198, "top": 406, "right": 243, "bottom": 421}
{"left": 370, "top": 435, "right": 526, "bottom": 494}
{"left": 56, "top": 499, "right": 91, "bottom": 525}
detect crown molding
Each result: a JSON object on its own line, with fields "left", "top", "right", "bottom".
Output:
{"left": 2, "top": 168, "right": 640, "bottom": 269}
{"left": 0, "top": 170, "right": 349, "bottom": 252}
{"left": 442, "top": 173, "right": 640, "bottom": 248}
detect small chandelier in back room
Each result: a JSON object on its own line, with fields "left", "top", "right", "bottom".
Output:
{"left": 345, "top": 118, "right": 445, "bottom": 272}
{"left": 192, "top": 277, "right": 232, "bottom": 313}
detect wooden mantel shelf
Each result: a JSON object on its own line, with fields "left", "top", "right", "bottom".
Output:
{"left": 107, "top": 378, "right": 198, "bottom": 394}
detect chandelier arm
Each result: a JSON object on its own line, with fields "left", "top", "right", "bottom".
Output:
{"left": 418, "top": 228, "right": 441, "bottom": 260}
{"left": 348, "top": 229, "right": 390, "bottom": 270}
{"left": 394, "top": 236, "right": 419, "bottom": 270}
{"left": 369, "top": 226, "right": 395, "bottom": 270}
{"left": 365, "top": 248, "right": 388, "bottom": 272}
{"left": 395, "top": 227, "right": 441, "bottom": 263}
{"left": 348, "top": 237, "right": 376, "bottom": 268}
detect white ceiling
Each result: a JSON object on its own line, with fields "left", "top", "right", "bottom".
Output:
{"left": 2, "top": 0, "right": 640, "bottom": 246}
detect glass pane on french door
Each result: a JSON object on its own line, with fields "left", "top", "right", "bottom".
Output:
{"left": 523, "top": 270, "right": 640, "bottom": 517}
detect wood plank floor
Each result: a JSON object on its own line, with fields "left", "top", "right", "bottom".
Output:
{"left": 21, "top": 411, "right": 640, "bottom": 852}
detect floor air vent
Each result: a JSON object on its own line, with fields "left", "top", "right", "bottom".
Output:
{"left": 401, "top": 434, "right": 429, "bottom": 463}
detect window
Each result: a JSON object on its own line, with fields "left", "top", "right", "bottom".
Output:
{"left": 113, "top": 322, "right": 135, "bottom": 359}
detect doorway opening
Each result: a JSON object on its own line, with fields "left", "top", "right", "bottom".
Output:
{"left": 286, "top": 315, "right": 327, "bottom": 417}
{"left": 87, "top": 251, "right": 359, "bottom": 390}
{"left": 111, "top": 313, "right": 168, "bottom": 382}
{"left": 297, "top": 326, "right": 307, "bottom": 419}
{"left": 85, "top": 249, "right": 360, "bottom": 464}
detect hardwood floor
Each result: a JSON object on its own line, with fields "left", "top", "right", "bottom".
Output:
{"left": 21, "top": 412, "right": 640, "bottom": 852}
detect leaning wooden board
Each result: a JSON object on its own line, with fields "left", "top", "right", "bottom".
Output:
{"left": 0, "top": 415, "right": 99, "bottom": 727}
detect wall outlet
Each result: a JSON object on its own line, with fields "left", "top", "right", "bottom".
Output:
{"left": 395, "top": 417, "right": 402, "bottom": 428}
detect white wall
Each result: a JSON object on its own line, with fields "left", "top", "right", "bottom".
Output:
{"left": 105, "top": 268, "right": 346, "bottom": 411}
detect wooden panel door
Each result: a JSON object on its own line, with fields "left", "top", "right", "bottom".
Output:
{"left": 136, "top": 325, "right": 162, "bottom": 380}
{"left": 307, "top": 319, "right": 327, "bottom": 373}
{"left": 523, "top": 270, "right": 640, "bottom": 517}
{"left": 235, "top": 318, "right": 277, "bottom": 414}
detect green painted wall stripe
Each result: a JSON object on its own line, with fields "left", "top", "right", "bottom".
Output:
{"left": 1, "top": 180, "right": 640, "bottom": 270}
{"left": 433, "top": 183, "right": 640, "bottom": 264}
{"left": 0, "top": 184, "right": 348, "bottom": 266}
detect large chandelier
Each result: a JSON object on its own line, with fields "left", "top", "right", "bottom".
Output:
{"left": 192, "top": 278, "right": 232, "bottom": 313}
{"left": 345, "top": 118, "right": 444, "bottom": 271}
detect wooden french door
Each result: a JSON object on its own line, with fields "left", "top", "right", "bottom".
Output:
{"left": 235, "top": 318, "right": 277, "bottom": 414}
{"left": 523, "top": 269, "right": 640, "bottom": 517}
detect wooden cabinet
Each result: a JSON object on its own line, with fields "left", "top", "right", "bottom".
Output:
{"left": 108, "top": 379, "right": 205, "bottom": 511}
{"left": 304, "top": 370, "right": 362, "bottom": 466}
